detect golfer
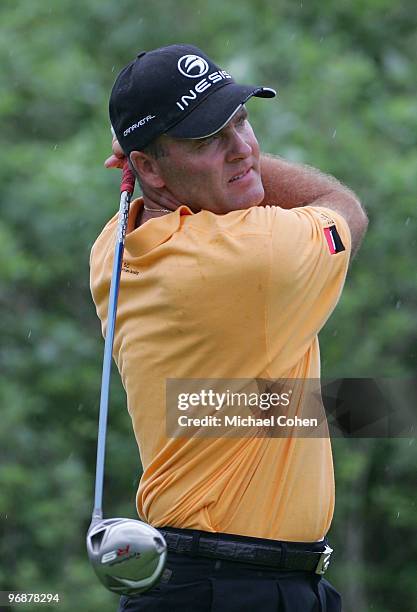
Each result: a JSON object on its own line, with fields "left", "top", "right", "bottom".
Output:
{"left": 90, "top": 44, "right": 368, "bottom": 611}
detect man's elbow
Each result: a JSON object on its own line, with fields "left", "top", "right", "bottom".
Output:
{"left": 350, "top": 201, "right": 369, "bottom": 259}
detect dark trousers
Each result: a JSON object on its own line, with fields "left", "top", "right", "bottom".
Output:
{"left": 117, "top": 550, "right": 342, "bottom": 611}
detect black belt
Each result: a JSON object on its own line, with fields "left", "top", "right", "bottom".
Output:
{"left": 158, "top": 527, "right": 333, "bottom": 575}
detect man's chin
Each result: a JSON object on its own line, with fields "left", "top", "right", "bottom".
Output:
{"left": 194, "top": 183, "right": 265, "bottom": 214}
{"left": 229, "top": 184, "right": 265, "bottom": 211}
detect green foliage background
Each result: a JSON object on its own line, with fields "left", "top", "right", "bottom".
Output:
{"left": 1, "top": 1, "right": 416, "bottom": 611}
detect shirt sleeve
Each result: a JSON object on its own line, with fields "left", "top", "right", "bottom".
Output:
{"left": 266, "top": 205, "right": 352, "bottom": 370}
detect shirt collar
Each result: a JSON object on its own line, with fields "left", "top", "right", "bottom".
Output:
{"left": 125, "top": 197, "right": 194, "bottom": 257}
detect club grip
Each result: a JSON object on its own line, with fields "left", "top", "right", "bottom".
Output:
{"left": 120, "top": 161, "right": 135, "bottom": 195}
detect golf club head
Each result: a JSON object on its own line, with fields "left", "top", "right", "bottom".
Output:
{"left": 86, "top": 518, "right": 167, "bottom": 595}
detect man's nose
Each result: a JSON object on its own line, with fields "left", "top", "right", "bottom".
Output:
{"left": 226, "top": 130, "right": 252, "bottom": 161}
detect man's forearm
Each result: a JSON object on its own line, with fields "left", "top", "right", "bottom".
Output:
{"left": 260, "top": 153, "right": 368, "bottom": 260}
{"left": 260, "top": 153, "right": 359, "bottom": 210}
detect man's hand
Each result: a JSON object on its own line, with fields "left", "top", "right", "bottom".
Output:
{"left": 104, "top": 133, "right": 126, "bottom": 169}
{"left": 103, "top": 131, "right": 184, "bottom": 212}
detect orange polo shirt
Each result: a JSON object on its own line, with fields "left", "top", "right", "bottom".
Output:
{"left": 90, "top": 200, "right": 351, "bottom": 542}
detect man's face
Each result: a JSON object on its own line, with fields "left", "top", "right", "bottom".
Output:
{"left": 154, "top": 107, "right": 264, "bottom": 214}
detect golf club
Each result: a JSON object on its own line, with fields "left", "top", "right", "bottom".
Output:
{"left": 86, "top": 160, "right": 167, "bottom": 595}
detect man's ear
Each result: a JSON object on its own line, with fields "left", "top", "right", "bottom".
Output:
{"left": 129, "top": 151, "right": 165, "bottom": 188}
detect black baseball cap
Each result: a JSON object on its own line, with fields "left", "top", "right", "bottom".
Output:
{"left": 109, "top": 44, "right": 276, "bottom": 155}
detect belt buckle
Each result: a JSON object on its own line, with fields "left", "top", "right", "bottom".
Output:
{"left": 315, "top": 544, "right": 333, "bottom": 575}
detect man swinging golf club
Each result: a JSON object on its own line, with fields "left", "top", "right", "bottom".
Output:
{"left": 89, "top": 43, "right": 368, "bottom": 611}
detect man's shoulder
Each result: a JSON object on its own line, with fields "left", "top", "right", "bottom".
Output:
{"left": 190, "top": 205, "right": 280, "bottom": 236}
{"left": 90, "top": 213, "right": 118, "bottom": 268}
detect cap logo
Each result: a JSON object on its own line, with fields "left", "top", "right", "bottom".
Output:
{"left": 177, "top": 54, "right": 209, "bottom": 78}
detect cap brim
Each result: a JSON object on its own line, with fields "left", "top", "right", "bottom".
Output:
{"left": 166, "top": 83, "right": 276, "bottom": 140}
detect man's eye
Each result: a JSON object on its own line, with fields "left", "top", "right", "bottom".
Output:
{"left": 199, "top": 135, "right": 218, "bottom": 147}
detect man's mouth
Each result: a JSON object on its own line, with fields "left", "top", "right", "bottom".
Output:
{"left": 228, "top": 168, "right": 251, "bottom": 183}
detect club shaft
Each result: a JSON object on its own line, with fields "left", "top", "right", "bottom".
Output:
{"left": 92, "top": 188, "right": 132, "bottom": 521}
